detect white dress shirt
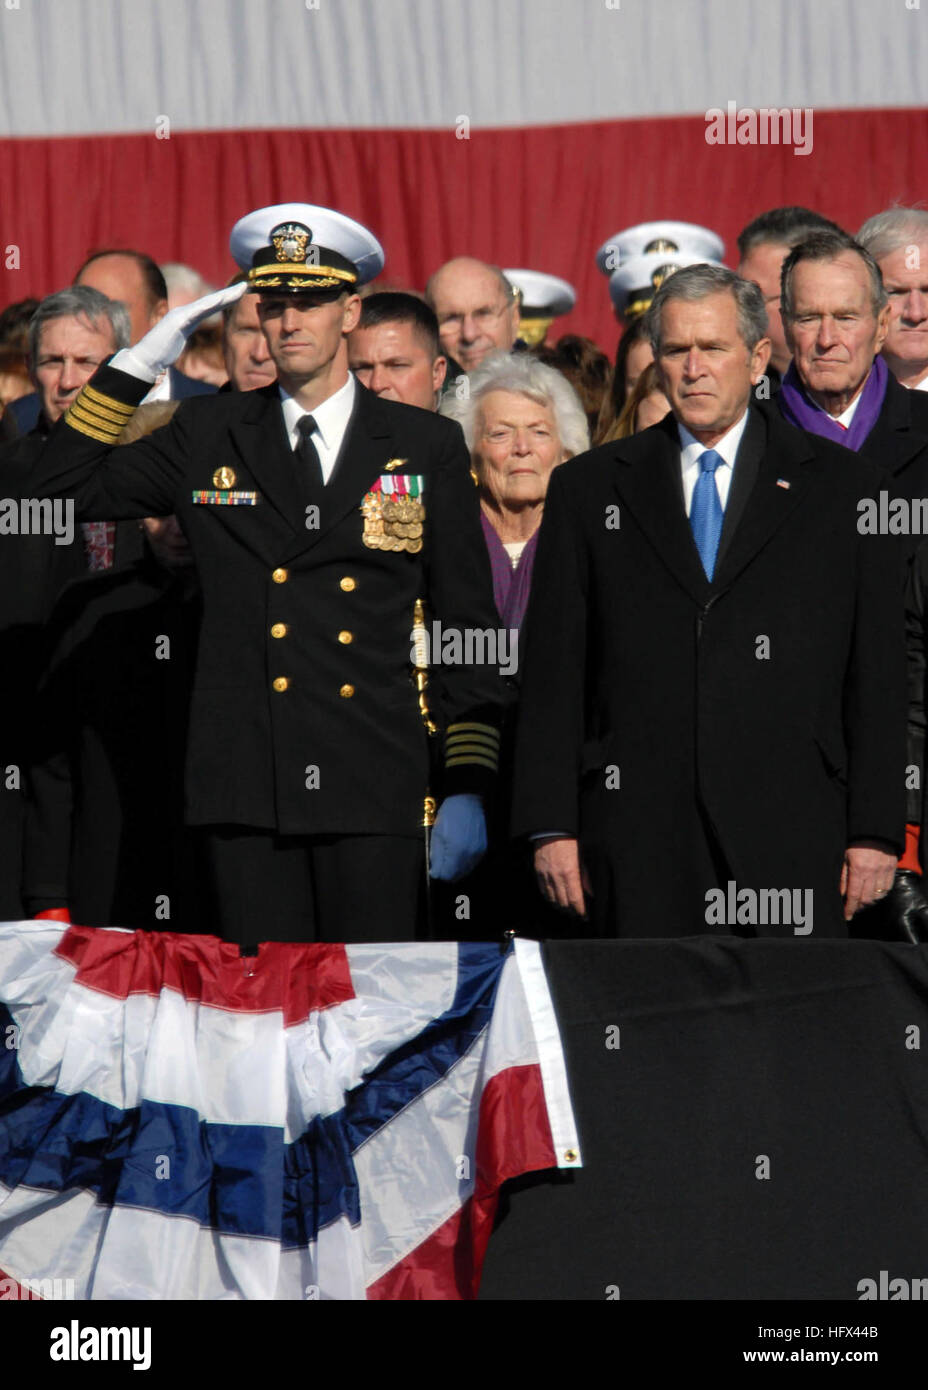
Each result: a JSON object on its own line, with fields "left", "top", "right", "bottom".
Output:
{"left": 678, "top": 408, "right": 749, "bottom": 516}
{"left": 279, "top": 372, "right": 357, "bottom": 483}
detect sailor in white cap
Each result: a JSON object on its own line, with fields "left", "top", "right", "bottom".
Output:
{"left": 31, "top": 203, "right": 507, "bottom": 948}
{"left": 504, "top": 269, "right": 576, "bottom": 349}
{"left": 608, "top": 249, "right": 726, "bottom": 324}
{"left": 595, "top": 220, "right": 725, "bottom": 276}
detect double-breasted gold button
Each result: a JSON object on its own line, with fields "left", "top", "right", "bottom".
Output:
{"left": 272, "top": 676, "right": 289, "bottom": 692}
{"left": 338, "top": 630, "right": 353, "bottom": 644}
{"left": 272, "top": 568, "right": 289, "bottom": 584}
{"left": 339, "top": 684, "right": 355, "bottom": 698}
{"left": 270, "top": 623, "right": 288, "bottom": 639}
{"left": 339, "top": 576, "right": 356, "bottom": 592}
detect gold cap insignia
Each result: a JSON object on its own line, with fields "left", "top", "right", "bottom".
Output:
{"left": 644, "top": 237, "right": 680, "bottom": 254}
{"left": 272, "top": 222, "right": 312, "bottom": 264}
{"left": 212, "top": 466, "right": 237, "bottom": 489}
{"left": 651, "top": 262, "right": 681, "bottom": 292}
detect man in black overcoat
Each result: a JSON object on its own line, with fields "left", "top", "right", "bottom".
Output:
{"left": 511, "top": 264, "right": 905, "bottom": 938}
{"left": 0, "top": 286, "right": 137, "bottom": 918}
{"left": 774, "top": 228, "right": 928, "bottom": 939}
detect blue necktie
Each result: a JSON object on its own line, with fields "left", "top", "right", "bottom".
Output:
{"left": 690, "top": 449, "right": 724, "bottom": 580}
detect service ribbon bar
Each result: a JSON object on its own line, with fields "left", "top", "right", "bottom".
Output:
{"left": 373, "top": 475, "right": 425, "bottom": 496}
{"left": 192, "top": 490, "right": 259, "bottom": 506}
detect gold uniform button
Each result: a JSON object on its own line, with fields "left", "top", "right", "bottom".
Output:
{"left": 339, "top": 683, "right": 355, "bottom": 699}
{"left": 338, "top": 630, "right": 353, "bottom": 644}
{"left": 339, "top": 576, "right": 356, "bottom": 592}
{"left": 270, "top": 623, "right": 288, "bottom": 639}
{"left": 272, "top": 568, "right": 289, "bottom": 584}
{"left": 272, "top": 676, "right": 289, "bottom": 692}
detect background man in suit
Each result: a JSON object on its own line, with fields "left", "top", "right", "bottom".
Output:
{"left": 425, "top": 258, "right": 520, "bottom": 374}
{"left": 1, "top": 251, "right": 215, "bottom": 442}
{"left": 221, "top": 272, "right": 277, "bottom": 393}
{"left": 23, "top": 402, "right": 202, "bottom": 933}
{"left": 0, "top": 286, "right": 133, "bottom": 917}
{"left": 775, "top": 227, "right": 928, "bottom": 939}
{"left": 776, "top": 228, "right": 928, "bottom": 526}
{"left": 32, "top": 203, "right": 505, "bottom": 948}
{"left": 736, "top": 206, "right": 844, "bottom": 382}
{"left": 74, "top": 250, "right": 217, "bottom": 405}
{"left": 512, "top": 264, "right": 904, "bottom": 938}
{"left": 858, "top": 207, "right": 928, "bottom": 393}
{"left": 348, "top": 292, "right": 447, "bottom": 410}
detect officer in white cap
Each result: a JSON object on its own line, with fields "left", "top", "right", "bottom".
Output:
{"left": 595, "top": 220, "right": 725, "bottom": 275}
{"left": 608, "top": 250, "right": 725, "bottom": 324}
{"left": 31, "top": 203, "right": 507, "bottom": 949}
{"left": 504, "top": 270, "right": 576, "bottom": 349}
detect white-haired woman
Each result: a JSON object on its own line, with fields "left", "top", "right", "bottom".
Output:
{"left": 442, "top": 351, "right": 589, "bottom": 633}
{"left": 438, "top": 352, "right": 589, "bottom": 939}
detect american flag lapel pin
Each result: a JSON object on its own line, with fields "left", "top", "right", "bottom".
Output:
{"left": 776, "top": 478, "right": 791, "bottom": 489}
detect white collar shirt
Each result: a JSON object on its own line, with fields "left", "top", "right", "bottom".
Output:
{"left": 678, "top": 408, "right": 750, "bottom": 516}
{"left": 279, "top": 372, "right": 357, "bottom": 484}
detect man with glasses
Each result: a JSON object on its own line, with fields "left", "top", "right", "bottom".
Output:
{"left": 425, "top": 258, "right": 520, "bottom": 374}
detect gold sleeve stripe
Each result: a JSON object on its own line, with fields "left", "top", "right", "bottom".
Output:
{"left": 68, "top": 400, "right": 129, "bottom": 435}
{"left": 446, "top": 722, "right": 501, "bottom": 741}
{"left": 445, "top": 737, "right": 500, "bottom": 755}
{"left": 446, "top": 754, "right": 499, "bottom": 772}
{"left": 81, "top": 384, "right": 136, "bottom": 417}
{"left": 446, "top": 734, "right": 499, "bottom": 755}
{"left": 64, "top": 407, "right": 123, "bottom": 444}
{"left": 73, "top": 394, "right": 136, "bottom": 428}
{"left": 66, "top": 406, "right": 123, "bottom": 442}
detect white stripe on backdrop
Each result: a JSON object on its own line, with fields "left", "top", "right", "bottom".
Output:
{"left": 0, "top": 0, "right": 925, "bottom": 138}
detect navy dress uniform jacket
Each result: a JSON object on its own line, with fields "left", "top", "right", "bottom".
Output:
{"left": 32, "top": 366, "right": 505, "bottom": 839}
{"left": 511, "top": 402, "right": 906, "bottom": 937}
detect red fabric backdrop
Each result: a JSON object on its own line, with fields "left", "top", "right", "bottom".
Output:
{"left": 1, "top": 108, "right": 926, "bottom": 351}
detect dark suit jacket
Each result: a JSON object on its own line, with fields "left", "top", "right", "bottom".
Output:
{"left": 0, "top": 427, "right": 87, "bottom": 916}
{"left": 905, "top": 539, "right": 928, "bottom": 854}
{"left": 511, "top": 402, "right": 906, "bottom": 937}
{"left": 32, "top": 366, "right": 505, "bottom": 837}
{"left": 23, "top": 555, "right": 201, "bottom": 929}
{"left": 856, "top": 371, "right": 928, "bottom": 560}
{"left": 168, "top": 366, "right": 217, "bottom": 400}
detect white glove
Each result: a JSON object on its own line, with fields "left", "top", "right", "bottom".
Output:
{"left": 111, "top": 282, "right": 249, "bottom": 383}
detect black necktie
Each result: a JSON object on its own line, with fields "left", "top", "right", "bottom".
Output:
{"left": 296, "top": 414, "right": 324, "bottom": 492}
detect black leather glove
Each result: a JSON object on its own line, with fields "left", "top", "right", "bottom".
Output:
{"left": 885, "top": 869, "right": 928, "bottom": 944}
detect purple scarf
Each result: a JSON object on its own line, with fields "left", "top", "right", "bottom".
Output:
{"left": 480, "top": 512, "right": 540, "bottom": 632}
{"left": 777, "top": 355, "right": 889, "bottom": 452}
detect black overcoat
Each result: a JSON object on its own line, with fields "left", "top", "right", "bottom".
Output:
{"left": 511, "top": 403, "right": 906, "bottom": 936}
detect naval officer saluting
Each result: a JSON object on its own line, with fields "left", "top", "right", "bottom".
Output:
{"left": 33, "top": 203, "right": 506, "bottom": 946}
